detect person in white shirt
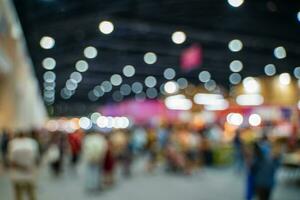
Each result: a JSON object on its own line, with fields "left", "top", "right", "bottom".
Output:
{"left": 82, "top": 131, "right": 107, "bottom": 191}
{"left": 8, "top": 132, "right": 39, "bottom": 200}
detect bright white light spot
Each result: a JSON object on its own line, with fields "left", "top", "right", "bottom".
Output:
{"left": 79, "top": 117, "right": 92, "bottom": 130}
{"left": 164, "top": 81, "right": 179, "bottom": 94}
{"left": 293, "top": 67, "right": 300, "bottom": 79}
{"left": 164, "top": 68, "right": 176, "bottom": 80}
{"left": 43, "top": 71, "right": 56, "bottom": 83}
{"left": 228, "top": 39, "right": 243, "bottom": 52}
{"left": 236, "top": 94, "right": 264, "bottom": 106}
{"left": 84, "top": 46, "right": 98, "bottom": 59}
{"left": 229, "top": 73, "right": 242, "bottom": 85}
{"left": 226, "top": 113, "right": 243, "bottom": 126}
{"left": 193, "top": 93, "right": 224, "bottom": 105}
{"left": 264, "top": 64, "right": 276, "bottom": 76}
{"left": 204, "top": 100, "right": 229, "bottom": 111}
{"left": 97, "top": 116, "right": 109, "bottom": 128}
{"left": 90, "top": 112, "right": 101, "bottom": 124}
{"left": 70, "top": 72, "right": 82, "bottom": 83}
{"left": 279, "top": 73, "right": 291, "bottom": 85}
{"left": 229, "top": 60, "right": 243, "bottom": 72}
{"left": 145, "top": 76, "right": 157, "bottom": 88}
{"left": 110, "top": 74, "right": 122, "bottom": 86}
{"left": 228, "top": 0, "right": 244, "bottom": 7}
{"left": 243, "top": 77, "right": 260, "bottom": 94}
{"left": 99, "top": 21, "right": 114, "bottom": 34}
{"left": 274, "top": 46, "right": 287, "bottom": 59}
{"left": 132, "top": 82, "right": 143, "bottom": 94}
{"left": 40, "top": 36, "right": 55, "bottom": 49}
{"left": 171, "top": 31, "right": 186, "bottom": 44}
{"left": 42, "top": 57, "right": 56, "bottom": 70}
{"left": 123, "top": 65, "right": 135, "bottom": 77}
{"left": 298, "top": 100, "right": 300, "bottom": 110}
{"left": 75, "top": 60, "right": 88, "bottom": 72}
{"left": 144, "top": 52, "right": 157, "bottom": 65}
{"left": 198, "top": 71, "right": 211, "bottom": 83}
{"left": 165, "top": 95, "right": 192, "bottom": 110}
{"left": 249, "top": 114, "right": 262, "bottom": 126}
{"left": 297, "top": 12, "right": 300, "bottom": 22}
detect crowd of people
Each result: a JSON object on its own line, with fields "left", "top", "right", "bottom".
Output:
{"left": 0, "top": 123, "right": 285, "bottom": 200}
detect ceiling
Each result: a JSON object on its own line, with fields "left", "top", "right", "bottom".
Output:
{"left": 13, "top": 0, "right": 300, "bottom": 116}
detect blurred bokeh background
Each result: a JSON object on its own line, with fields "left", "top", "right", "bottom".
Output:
{"left": 1, "top": 0, "right": 300, "bottom": 200}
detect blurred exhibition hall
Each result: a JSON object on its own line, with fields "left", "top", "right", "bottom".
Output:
{"left": 1, "top": 0, "right": 300, "bottom": 200}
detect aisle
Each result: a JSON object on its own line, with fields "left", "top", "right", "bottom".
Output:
{"left": 0, "top": 162, "right": 299, "bottom": 200}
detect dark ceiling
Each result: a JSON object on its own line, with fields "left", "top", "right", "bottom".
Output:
{"left": 13, "top": 0, "right": 300, "bottom": 115}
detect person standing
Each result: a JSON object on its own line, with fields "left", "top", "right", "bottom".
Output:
{"left": 8, "top": 131, "right": 39, "bottom": 200}
{"left": 83, "top": 131, "right": 107, "bottom": 191}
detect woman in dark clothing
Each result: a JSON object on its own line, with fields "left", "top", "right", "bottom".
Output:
{"left": 103, "top": 140, "right": 116, "bottom": 186}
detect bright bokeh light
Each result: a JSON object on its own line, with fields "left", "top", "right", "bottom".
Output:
{"left": 90, "top": 112, "right": 101, "bottom": 124}
{"left": 66, "top": 79, "right": 78, "bottom": 90}
{"left": 204, "top": 99, "right": 229, "bottom": 111}
{"left": 249, "top": 114, "right": 262, "bottom": 126}
{"left": 293, "top": 67, "right": 300, "bottom": 79}
{"left": 45, "top": 120, "right": 59, "bottom": 132}
{"left": 123, "top": 65, "right": 135, "bottom": 77}
{"left": 274, "top": 46, "right": 287, "bottom": 59}
{"left": 193, "top": 93, "right": 224, "bottom": 105}
{"left": 145, "top": 76, "right": 157, "bottom": 88}
{"left": 42, "top": 57, "right": 56, "bottom": 70}
{"left": 226, "top": 113, "right": 243, "bottom": 126}
{"left": 297, "top": 12, "right": 300, "bottom": 22}
{"left": 243, "top": 77, "right": 260, "bottom": 94}
{"left": 70, "top": 71, "right": 82, "bottom": 83}
{"left": 99, "top": 21, "right": 114, "bottom": 34}
{"left": 236, "top": 94, "right": 264, "bottom": 106}
{"left": 164, "top": 68, "right": 176, "bottom": 80}
{"left": 229, "top": 60, "right": 243, "bottom": 72}
{"left": 171, "top": 31, "right": 186, "bottom": 44}
{"left": 164, "top": 81, "right": 179, "bottom": 94}
{"left": 228, "top": 39, "right": 243, "bottom": 52}
{"left": 110, "top": 74, "right": 122, "bottom": 86}
{"left": 198, "top": 71, "right": 211, "bottom": 83}
{"left": 131, "top": 82, "right": 143, "bottom": 94}
{"left": 204, "top": 80, "right": 217, "bottom": 91}
{"left": 279, "top": 73, "right": 291, "bottom": 85}
{"left": 229, "top": 73, "right": 242, "bottom": 85}
{"left": 165, "top": 95, "right": 192, "bottom": 110}
{"left": 43, "top": 71, "right": 56, "bottom": 83}
{"left": 228, "top": 0, "right": 244, "bottom": 7}
{"left": 264, "top": 64, "right": 276, "bottom": 76}
{"left": 120, "top": 84, "right": 131, "bottom": 96}
{"left": 84, "top": 46, "right": 98, "bottom": 59}
{"left": 75, "top": 60, "right": 89, "bottom": 72}
{"left": 79, "top": 117, "right": 92, "bottom": 130}
{"left": 101, "top": 81, "right": 112, "bottom": 92}
{"left": 177, "top": 78, "right": 188, "bottom": 89}
{"left": 96, "top": 116, "right": 130, "bottom": 129}
{"left": 144, "top": 52, "right": 157, "bottom": 65}
{"left": 40, "top": 36, "right": 55, "bottom": 49}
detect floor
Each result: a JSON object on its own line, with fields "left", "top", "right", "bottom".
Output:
{"left": 0, "top": 160, "right": 299, "bottom": 200}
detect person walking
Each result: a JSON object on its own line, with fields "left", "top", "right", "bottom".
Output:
{"left": 8, "top": 131, "right": 40, "bottom": 200}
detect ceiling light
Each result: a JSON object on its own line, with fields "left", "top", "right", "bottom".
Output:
{"left": 99, "top": 21, "right": 114, "bottom": 34}
{"left": 40, "top": 36, "right": 55, "bottom": 49}
{"left": 171, "top": 31, "right": 186, "bottom": 44}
